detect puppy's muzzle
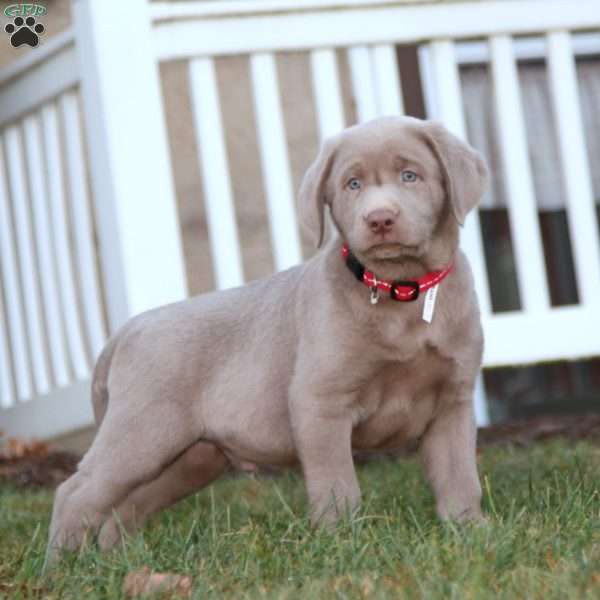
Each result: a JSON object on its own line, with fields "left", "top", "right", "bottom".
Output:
{"left": 364, "top": 209, "right": 397, "bottom": 234}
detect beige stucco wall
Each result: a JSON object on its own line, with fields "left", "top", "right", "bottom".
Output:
{"left": 160, "top": 50, "right": 362, "bottom": 293}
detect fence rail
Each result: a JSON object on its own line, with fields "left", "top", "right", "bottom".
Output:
{"left": 1, "top": 0, "right": 599, "bottom": 439}
{"left": 152, "top": 0, "right": 600, "bottom": 58}
{"left": 0, "top": 31, "right": 77, "bottom": 128}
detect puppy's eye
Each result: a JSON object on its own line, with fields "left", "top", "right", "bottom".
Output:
{"left": 401, "top": 170, "right": 418, "bottom": 183}
{"left": 347, "top": 178, "right": 362, "bottom": 191}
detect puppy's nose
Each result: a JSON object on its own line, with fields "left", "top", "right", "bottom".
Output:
{"left": 365, "top": 209, "right": 396, "bottom": 234}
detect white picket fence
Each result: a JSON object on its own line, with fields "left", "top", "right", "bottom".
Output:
{"left": 1, "top": 0, "right": 599, "bottom": 440}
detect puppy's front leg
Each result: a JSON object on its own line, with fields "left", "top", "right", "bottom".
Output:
{"left": 419, "top": 394, "right": 483, "bottom": 522}
{"left": 290, "top": 390, "right": 360, "bottom": 526}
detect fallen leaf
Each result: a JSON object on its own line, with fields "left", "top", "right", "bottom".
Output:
{"left": 123, "top": 566, "right": 192, "bottom": 598}
{"left": 1, "top": 437, "right": 50, "bottom": 459}
{"left": 545, "top": 548, "right": 558, "bottom": 570}
{"left": 361, "top": 575, "right": 375, "bottom": 597}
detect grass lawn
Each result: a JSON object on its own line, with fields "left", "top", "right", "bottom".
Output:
{"left": 1, "top": 441, "right": 599, "bottom": 599}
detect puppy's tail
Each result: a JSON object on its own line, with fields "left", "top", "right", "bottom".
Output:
{"left": 91, "top": 335, "right": 118, "bottom": 426}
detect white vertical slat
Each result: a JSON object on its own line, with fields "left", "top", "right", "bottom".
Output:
{"left": 348, "top": 45, "right": 379, "bottom": 123}
{"left": 546, "top": 31, "right": 600, "bottom": 307}
{"left": 309, "top": 48, "right": 345, "bottom": 245}
{"left": 23, "top": 113, "right": 70, "bottom": 388}
{"left": 0, "top": 288, "right": 14, "bottom": 408}
{"left": 421, "top": 41, "right": 491, "bottom": 428}
{"left": 40, "top": 105, "right": 90, "bottom": 380}
{"left": 0, "top": 147, "right": 32, "bottom": 402}
{"left": 250, "top": 52, "right": 302, "bottom": 270}
{"left": 4, "top": 126, "right": 51, "bottom": 395}
{"left": 424, "top": 40, "right": 492, "bottom": 316}
{"left": 310, "top": 48, "right": 345, "bottom": 140}
{"left": 0, "top": 143, "right": 30, "bottom": 404}
{"left": 473, "top": 369, "right": 490, "bottom": 427}
{"left": 189, "top": 57, "right": 244, "bottom": 289}
{"left": 58, "top": 92, "right": 107, "bottom": 360}
{"left": 371, "top": 44, "right": 404, "bottom": 116}
{"left": 418, "top": 45, "right": 439, "bottom": 122}
{"left": 490, "top": 35, "right": 550, "bottom": 313}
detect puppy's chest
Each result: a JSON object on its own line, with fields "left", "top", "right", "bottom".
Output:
{"left": 364, "top": 306, "right": 438, "bottom": 360}
{"left": 351, "top": 345, "right": 452, "bottom": 451}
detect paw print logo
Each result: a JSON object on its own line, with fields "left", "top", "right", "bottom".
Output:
{"left": 5, "top": 16, "right": 45, "bottom": 48}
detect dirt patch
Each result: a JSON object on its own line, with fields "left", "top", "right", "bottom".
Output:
{"left": 1, "top": 414, "right": 599, "bottom": 490}
{"left": 0, "top": 452, "right": 79, "bottom": 489}
{"left": 477, "top": 413, "right": 600, "bottom": 448}
{"left": 0, "top": 439, "right": 79, "bottom": 489}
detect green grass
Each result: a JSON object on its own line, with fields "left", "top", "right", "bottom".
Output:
{"left": 1, "top": 441, "right": 599, "bottom": 599}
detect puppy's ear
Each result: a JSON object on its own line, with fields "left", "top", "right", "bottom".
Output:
{"left": 298, "top": 135, "right": 339, "bottom": 248}
{"left": 422, "top": 122, "right": 488, "bottom": 226}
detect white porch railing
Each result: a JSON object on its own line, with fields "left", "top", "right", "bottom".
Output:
{"left": 1, "top": 0, "right": 599, "bottom": 439}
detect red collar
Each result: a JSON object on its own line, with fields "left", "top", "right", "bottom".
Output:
{"left": 341, "top": 243, "right": 453, "bottom": 302}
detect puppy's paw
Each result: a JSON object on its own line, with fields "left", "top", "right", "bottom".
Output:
{"left": 44, "top": 526, "right": 92, "bottom": 569}
{"left": 457, "top": 505, "right": 486, "bottom": 522}
{"left": 98, "top": 516, "right": 125, "bottom": 550}
{"left": 437, "top": 498, "right": 485, "bottom": 524}
{"left": 456, "top": 510, "right": 489, "bottom": 526}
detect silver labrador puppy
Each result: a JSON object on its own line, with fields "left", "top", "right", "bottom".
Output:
{"left": 47, "top": 116, "right": 488, "bottom": 561}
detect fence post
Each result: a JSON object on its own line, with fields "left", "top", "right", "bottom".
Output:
{"left": 72, "top": 0, "right": 187, "bottom": 332}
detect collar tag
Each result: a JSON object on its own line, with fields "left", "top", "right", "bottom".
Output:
{"left": 370, "top": 286, "right": 380, "bottom": 305}
{"left": 422, "top": 284, "right": 439, "bottom": 323}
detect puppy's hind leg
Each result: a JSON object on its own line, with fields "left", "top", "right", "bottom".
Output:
{"left": 98, "top": 441, "right": 230, "bottom": 549}
{"left": 46, "top": 400, "right": 201, "bottom": 563}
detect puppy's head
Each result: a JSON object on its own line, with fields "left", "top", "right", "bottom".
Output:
{"left": 299, "top": 116, "right": 488, "bottom": 274}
